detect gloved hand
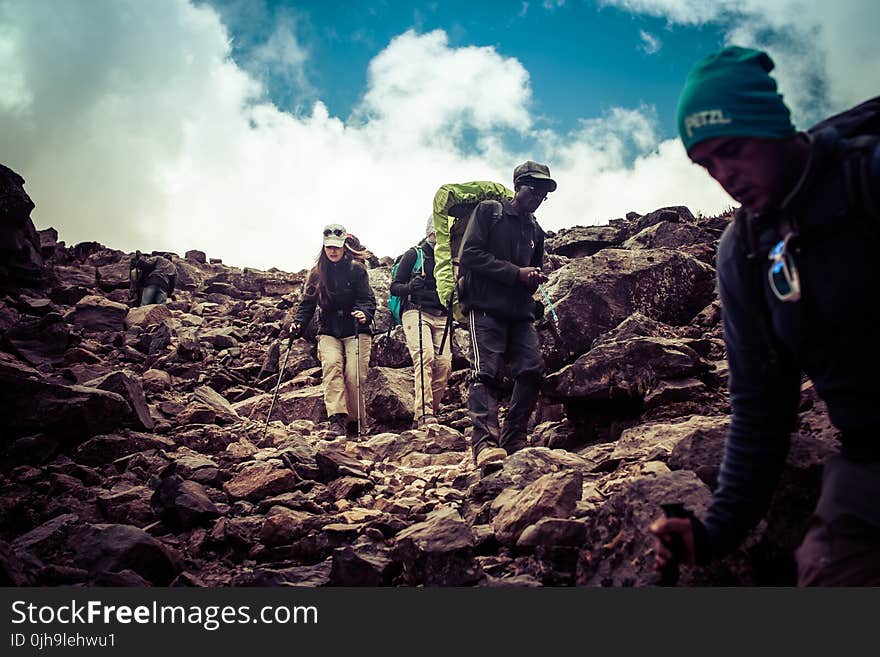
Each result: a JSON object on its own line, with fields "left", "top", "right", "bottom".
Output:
{"left": 289, "top": 322, "right": 302, "bottom": 339}
{"left": 409, "top": 275, "right": 426, "bottom": 293}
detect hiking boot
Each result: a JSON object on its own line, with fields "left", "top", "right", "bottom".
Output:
{"left": 474, "top": 445, "right": 507, "bottom": 469}
{"left": 328, "top": 413, "right": 347, "bottom": 437}
{"left": 417, "top": 414, "right": 438, "bottom": 428}
{"left": 502, "top": 440, "right": 527, "bottom": 456}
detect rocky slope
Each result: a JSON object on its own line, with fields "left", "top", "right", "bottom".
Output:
{"left": 0, "top": 165, "right": 837, "bottom": 586}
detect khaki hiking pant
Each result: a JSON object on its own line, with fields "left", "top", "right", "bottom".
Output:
{"left": 317, "top": 334, "right": 371, "bottom": 425}
{"left": 402, "top": 308, "right": 452, "bottom": 419}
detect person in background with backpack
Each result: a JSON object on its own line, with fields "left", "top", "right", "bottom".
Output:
{"left": 132, "top": 252, "right": 177, "bottom": 306}
{"left": 458, "top": 161, "right": 554, "bottom": 471}
{"left": 389, "top": 215, "right": 453, "bottom": 428}
{"left": 291, "top": 224, "right": 376, "bottom": 438}
{"left": 650, "top": 46, "right": 880, "bottom": 585}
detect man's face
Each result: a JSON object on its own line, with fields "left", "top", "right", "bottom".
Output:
{"left": 688, "top": 136, "right": 791, "bottom": 213}
{"left": 514, "top": 179, "right": 551, "bottom": 213}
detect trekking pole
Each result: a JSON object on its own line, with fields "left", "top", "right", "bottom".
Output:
{"left": 418, "top": 303, "right": 426, "bottom": 425}
{"left": 354, "top": 315, "right": 361, "bottom": 438}
{"left": 438, "top": 293, "right": 454, "bottom": 355}
{"left": 261, "top": 332, "right": 295, "bottom": 443}
{"left": 537, "top": 283, "right": 559, "bottom": 324}
{"left": 658, "top": 503, "right": 687, "bottom": 587}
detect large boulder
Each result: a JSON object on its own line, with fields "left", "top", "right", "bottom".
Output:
{"left": 622, "top": 221, "right": 707, "bottom": 251}
{"left": 224, "top": 463, "right": 298, "bottom": 502}
{"left": 579, "top": 470, "right": 753, "bottom": 586}
{"left": 233, "top": 384, "right": 326, "bottom": 424}
{"left": 612, "top": 415, "right": 730, "bottom": 466}
{"left": 4, "top": 312, "right": 70, "bottom": 366}
{"left": 545, "top": 224, "right": 630, "bottom": 259}
{"left": 73, "top": 431, "right": 175, "bottom": 465}
{"left": 96, "top": 260, "right": 133, "bottom": 291}
{"left": 191, "top": 386, "right": 240, "bottom": 424}
{"left": 84, "top": 370, "right": 154, "bottom": 430}
{"left": 0, "top": 356, "right": 132, "bottom": 441}
{"left": 52, "top": 264, "right": 96, "bottom": 288}
{"left": 0, "top": 164, "right": 47, "bottom": 289}
{"left": 65, "top": 295, "right": 128, "bottom": 333}
{"left": 365, "top": 366, "right": 414, "bottom": 424}
{"left": 394, "top": 506, "right": 482, "bottom": 586}
{"left": 72, "top": 524, "right": 181, "bottom": 585}
{"left": 151, "top": 475, "right": 220, "bottom": 530}
{"left": 539, "top": 248, "right": 715, "bottom": 363}
{"left": 330, "top": 540, "right": 399, "bottom": 586}
{"left": 492, "top": 469, "right": 583, "bottom": 545}
{"left": 172, "top": 257, "right": 206, "bottom": 291}
{"left": 545, "top": 336, "right": 707, "bottom": 401}
{"left": 631, "top": 206, "right": 696, "bottom": 233}
{"left": 371, "top": 326, "right": 412, "bottom": 368}
{"left": 125, "top": 304, "right": 172, "bottom": 329}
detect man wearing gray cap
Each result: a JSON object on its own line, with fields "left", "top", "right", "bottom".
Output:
{"left": 458, "top": 161, "right": 555, "bottom": 471}
{"left": 389, "top": 215, "right": 453, "bottom": 427}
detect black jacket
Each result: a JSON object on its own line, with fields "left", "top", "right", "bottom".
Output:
{"left": 137, "top": 255, "right": 177, "bottom": 294}
{"left": 389, "top": 240, "right": 445, "bottom": 314}
{"left": 704, "top": 128, "right": 880, "bottom": 558}
{"left": 458, "top": 199, "right": 545, "bottom": 321}
{"left": 294, "top": 259, "right": 376, "bottom": 338}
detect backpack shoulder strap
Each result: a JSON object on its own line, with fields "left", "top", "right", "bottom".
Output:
{"left": 734, "top": 209, "right": 780, "bottom": 367}
{"left": 413, "top": 246, "right": 424, "bottom": 275}
{"left": 842, "top": 138, "right": 880, "bottom": 222}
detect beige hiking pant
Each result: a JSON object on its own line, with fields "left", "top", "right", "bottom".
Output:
{"left": 402, "top": 308, "right": 452, "bottom": 419}
{"left": 317, "top": 333, "right": 371, "bottom": 424}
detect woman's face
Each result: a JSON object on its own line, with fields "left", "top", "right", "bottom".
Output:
{"left": 324, "top": 245, "right": 344, "bottom": 262}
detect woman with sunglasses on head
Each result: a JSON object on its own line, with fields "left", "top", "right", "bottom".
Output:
{"left": 291, "top": 224, "right": 376, "bottom": 438}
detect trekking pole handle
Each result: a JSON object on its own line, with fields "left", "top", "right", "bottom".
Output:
{"left": 658, "top": 503, "right": 687, "bottom": 587}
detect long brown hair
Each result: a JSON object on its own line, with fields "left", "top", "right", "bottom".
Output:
{"left": 304, "top": 237, "right": 371, "bottom": 307}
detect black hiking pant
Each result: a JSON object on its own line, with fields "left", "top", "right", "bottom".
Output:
{"left": 466, "top": 309, "right": 544, "bottom": 458}
{"left": 795, "top": 455, "right": 880, "bottom": 585}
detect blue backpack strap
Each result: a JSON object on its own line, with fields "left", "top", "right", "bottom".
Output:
{"left": 413, "top": 246, "right": 423, "bottom": 275}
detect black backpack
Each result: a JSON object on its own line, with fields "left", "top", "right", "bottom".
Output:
{"left": 738, "top": 95, "right": 880, "bottom": 361}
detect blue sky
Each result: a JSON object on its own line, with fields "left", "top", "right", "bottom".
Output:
{"left": 207, "top": 0, "right": 727, "bottom": 141}
{"left": 1, "top": 1, "right": 876, "bottom": 270}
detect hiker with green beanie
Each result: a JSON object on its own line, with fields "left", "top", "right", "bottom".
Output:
{"left": 650, "top": 45, "right": 880, "bottom": 585}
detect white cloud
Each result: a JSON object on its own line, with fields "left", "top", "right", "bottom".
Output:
{"left": 638, "top": 29, "right": 662, "bottom": 54}
{"left": 1, "top": 0, "right": 733, "bottom": 272}
{"left": 600, "top": 0, "right": 880, "bottom": 126}
{"left": 543, "top": 0, "right": 566, "bottom": 10}
{"left": 250, "top": 16, "right": 311, "bottom": 94}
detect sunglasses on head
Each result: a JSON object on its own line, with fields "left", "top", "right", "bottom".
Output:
{"left": 323, "top": 228, "right": 345, "bottom": 237}
{"left": 768, "top": 231, "right": 801, "bottom": 302}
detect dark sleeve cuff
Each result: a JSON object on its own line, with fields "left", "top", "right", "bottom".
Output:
{"left": 690, "top": 513, "right": 713, "bottom": 565}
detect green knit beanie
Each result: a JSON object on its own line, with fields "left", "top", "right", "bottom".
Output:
{"left": 676, "top": 46, "right": 796, "bottom": 152}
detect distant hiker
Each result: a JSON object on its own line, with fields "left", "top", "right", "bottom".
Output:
{"left": 458, "top": 161, "right": 554, "bottom": 471}
{"left": 128, "top": 251, "right": 142, "bottom": 307}
{"left": 389, "top": 215, "right": 453, "bottom": 428}
{"left": 291, "top": 224, "right": 376, "bottom": 438}
{"left": 650, "top": 46, "right": 880, "bottom": 585}
{"left": 130, "top": 252, "right": 177, "bottom": 306}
